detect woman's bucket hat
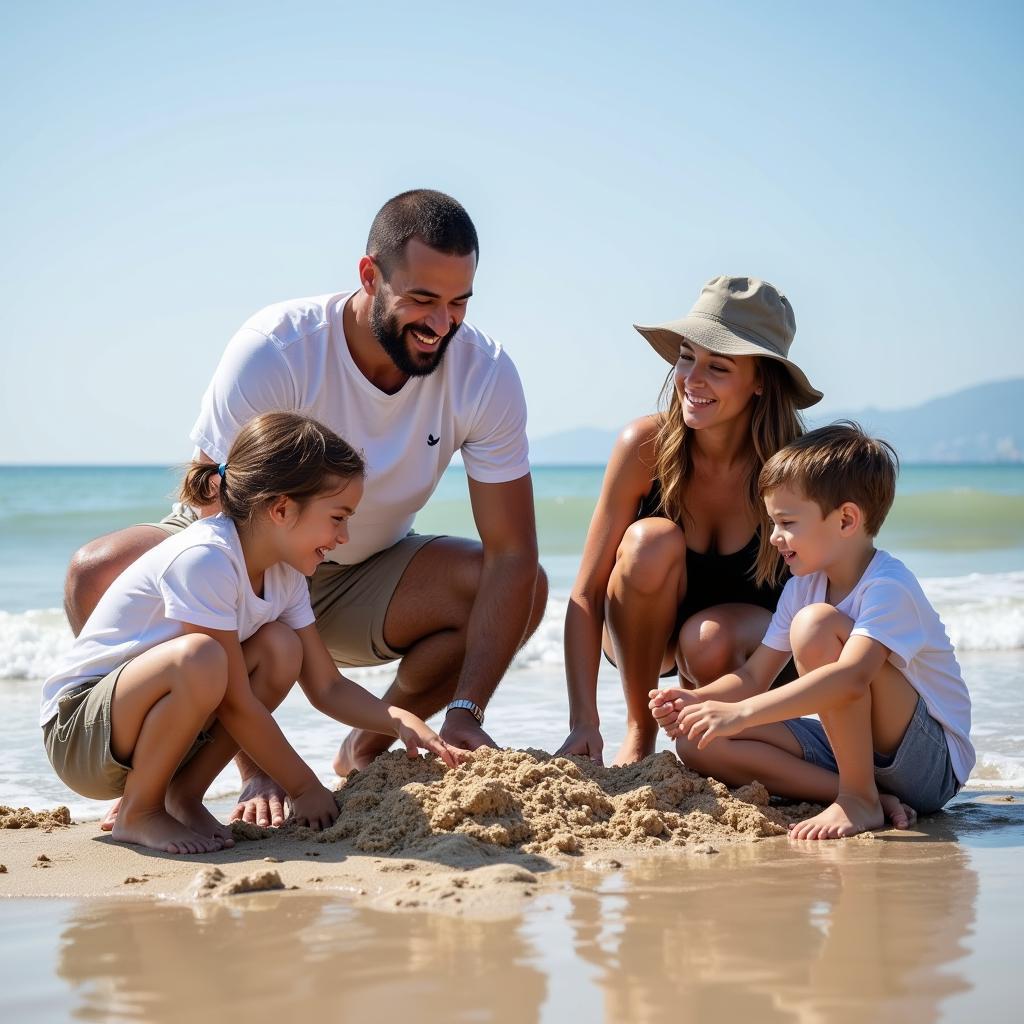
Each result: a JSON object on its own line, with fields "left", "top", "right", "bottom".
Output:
{"left": 634, "top": 275, "right": 823, "bottom": 409}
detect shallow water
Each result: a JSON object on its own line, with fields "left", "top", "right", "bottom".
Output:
{"left": 2, "top": 795, "right": 1020, "bottom": 1023}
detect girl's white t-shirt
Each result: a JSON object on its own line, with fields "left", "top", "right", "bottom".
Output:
{"left": 762, "top": 548, "right": 975, "bottom": 784}
{"left": 40, "top": 516, "right": 314, "bottom": 726}
{"left": 188, "top": 292, "right": 531, "bottom": 566}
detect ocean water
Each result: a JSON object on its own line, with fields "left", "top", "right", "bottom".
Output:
{"left": 1, "top": 464, "right": 1022, "bottom": 819}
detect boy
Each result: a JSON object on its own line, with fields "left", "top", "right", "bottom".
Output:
{"left": 649, "top": 423, "right": 974, "bottom": 839}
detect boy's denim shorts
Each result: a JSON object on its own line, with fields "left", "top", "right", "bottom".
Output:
{"left": 783, "top": 695, "right": 961, "bottom": 814}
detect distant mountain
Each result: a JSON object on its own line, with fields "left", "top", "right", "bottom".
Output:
{"left": 529, "top": 378, "right": 1024, "bottom": 465}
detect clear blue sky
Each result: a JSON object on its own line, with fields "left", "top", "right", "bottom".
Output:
{"left": 2, "top": 1, "right": 1021, "bottom": 462}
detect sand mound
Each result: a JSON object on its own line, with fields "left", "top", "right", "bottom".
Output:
{"left": 0, "top": 805, "right": 71, "bottom": 830}
{"left": 235, "top": 748, "right": 815, "bottom": 857}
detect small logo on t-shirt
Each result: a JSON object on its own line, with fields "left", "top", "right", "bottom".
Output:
{"left": 427, "top": 434, "right": 440, "bottom": 446}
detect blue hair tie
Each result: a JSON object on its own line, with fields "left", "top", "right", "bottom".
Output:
{"left": 217, "top": 463, "right": 227, "bottom": 478}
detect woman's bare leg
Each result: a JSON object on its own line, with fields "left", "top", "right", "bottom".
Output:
{"left": 604, "top": 518, "right": 686, "bottom": 765}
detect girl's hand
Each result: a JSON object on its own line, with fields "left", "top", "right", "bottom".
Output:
{"left": 289, "top": 782, "right": 339, "bottom": 831}
{"left": 391, "top": 709, "right": 469, "bottom": 769}
{"left": 678, "top": 701, "right": 749, "bottom": 749}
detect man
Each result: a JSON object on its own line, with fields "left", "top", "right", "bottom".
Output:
{"left": 65, "top": 189, "right": 547, "bottom": 827}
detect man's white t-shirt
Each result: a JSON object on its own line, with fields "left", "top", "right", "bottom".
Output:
{"left": 40, "top": 516, "right": 315, "bottom": 726}
{"left": 189, "top": 292, "right": 531, "bottom": 566}
{"left": 761, "top": 549, "right": 975, "bottom": 784}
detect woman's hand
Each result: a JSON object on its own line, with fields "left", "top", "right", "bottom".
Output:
{"left": 555, "top": 724, "right": 605, "bottom": 764}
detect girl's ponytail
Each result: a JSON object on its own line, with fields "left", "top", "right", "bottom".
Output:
{"left": 179, "top": 462, "right": 224, "bottom": 509}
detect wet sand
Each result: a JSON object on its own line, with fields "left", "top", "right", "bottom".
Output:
{"left": 1, "top": 791, "right": 1021, "bottom": 1021}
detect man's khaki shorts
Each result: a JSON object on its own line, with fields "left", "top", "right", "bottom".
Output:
{"left": 148, "top": 506, "right": 442, "bottom": 668}
{"left": 43, "top": 663, "right": 213, "bottom": 800}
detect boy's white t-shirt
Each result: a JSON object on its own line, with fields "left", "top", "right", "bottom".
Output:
{"left": 762, "top": 549, "right": 975, "bottom": 784}
{"left": 40, "top": 516, "right": 315, "bottom": 727}
{"left": 189, "top": 292, "right": 531, "bottom": 566}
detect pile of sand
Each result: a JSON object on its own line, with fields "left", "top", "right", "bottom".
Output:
{"left": 234, "top": 748, "right": 815, "bottom": 857}
{"left": 0, "top": 805, "right": 71, "bottom": 830}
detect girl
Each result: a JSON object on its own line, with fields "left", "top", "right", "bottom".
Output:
{"left": 557, "top": 276, "right": 822, "bottom": 766}
{"left": 41, "top": 412, "right": 461, "bottom": 855}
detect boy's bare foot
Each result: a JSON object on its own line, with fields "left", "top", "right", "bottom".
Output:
{"left": 99, "top": 799, "right": 121, "bottom": 832}
{"left": 879, "top": 793, "right": 917, "bottom": 829}
{"left": 789, "top": 793, "right": 885, "bottom": 840}
{"left": 611, "top": 727, "right": 656, "bottom": 766}
{"left": 111, "top": 806, "right": 223, "bottom": 855}
{"left": 165, "top": 789, "right": 236, "bottom": 847}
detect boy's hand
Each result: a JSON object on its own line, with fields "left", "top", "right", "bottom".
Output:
{"left": 678, "top": 700, "right": 750, "bottom": 749}
{"left": 391, "top": 709, "right": 470, "bottom": 769}
{"left": 289, "top": 782, "right": 339, "bottom": 831}
{"left": 649, "top": 688, "right": 700, "bottom": 738}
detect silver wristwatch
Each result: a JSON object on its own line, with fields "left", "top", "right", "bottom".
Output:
{"left": 446, "top": 698, "right": 485, "bottom": 725}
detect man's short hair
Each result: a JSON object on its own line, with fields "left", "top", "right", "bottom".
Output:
{"left": 758, "top": 421, "right": 899, "bottom": 536}
{"left": 366, "top": 190, "right": 479, "bottom": 278}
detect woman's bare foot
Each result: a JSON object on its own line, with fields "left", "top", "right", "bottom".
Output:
{"left": 99, "top": 799, "right": 121, "bottom": 832}
{"left": 789, "top": 792, "right": 885, "bottom": 840}
{"left": 165, "top": 789, "right": 235, "bottom": 847}
{"left": 611, "top": 726, "right": 656, "bottom": 767}
{"left": 228, "top": 773, "right": 288, "bottom": 828}
{"left": 879, "top": 793, "right": 918, "bottom": 830}
{"left": 111, "top": 806, "right": 223, "bottom": 855}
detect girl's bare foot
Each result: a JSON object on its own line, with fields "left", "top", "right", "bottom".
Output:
{"left": 111, "top": 806, "right": 223, "bottom": 855}
{"left": 788, "top": 793, "right": 885, "bottom": 840}
{"left": 879, "top": 792, "right": 918, "bottom": 829}
{"left": 165, "top": 790, "right": 235, "bottom": 847}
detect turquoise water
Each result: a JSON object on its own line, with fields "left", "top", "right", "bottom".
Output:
{"left": 3, "top": 464, "right": 1021, "bottom": 611}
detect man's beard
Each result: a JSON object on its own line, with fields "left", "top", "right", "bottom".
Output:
{"left": 370, "top": 293, "right": 459, "bottom": 378}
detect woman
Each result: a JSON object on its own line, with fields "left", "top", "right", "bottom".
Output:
{"left": 557, "top": 276, "right": 822, "bottom": 766}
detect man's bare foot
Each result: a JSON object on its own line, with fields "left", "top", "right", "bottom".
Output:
{"left": 879, "top": 793, "right": 918, "bottom": 830}
{"left": 99, "top": 799, "right": 120, "bottom": 832}
{"left": 438, "top": 713, "right": 497, "bottom": 755}
{"left": 111, "top": 806, "right": 223, "bottom": 855}
{"left": 611, "top": 727, "right": 656, "bottom": 767}
{"left": 789, "top": 792, "right": 885, "bottom": 840}
{"left": 332, "top": 730, "right": 389, "bottom": 778}
{"left": 165, "top": 789, "right": 235, "bottom": 847}
{"left": 229, "top": 772, "right": 288, "bottom": 828}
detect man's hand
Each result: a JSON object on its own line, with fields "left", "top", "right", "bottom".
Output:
{"left": 678, "top": 700, "right": 750, "bottom": 749}
{"left": 649, "top": 687, "right": 700, "bottom": 738}
{"left": 555, "top": 724, "right": 605, "bottom": 764}
{"left": 439, "top": 708, "right": 499, "bottom": 753}
{"left": 289, "top": 781, "right": 340, "bottom": 831}
{"left": 390, "top": 709, "right": 471, "bottom": 769}
{"left": 229, "top": 771, "right": 288, "bottom": 828}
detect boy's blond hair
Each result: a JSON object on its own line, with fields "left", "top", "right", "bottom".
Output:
{"left": 758, "top": 421, "right": 899, "bottom": 536}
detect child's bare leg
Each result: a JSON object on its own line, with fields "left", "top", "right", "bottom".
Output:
{"left": 166, "top": 622, "right": 302, "bottom": 838}
{"left": 787, "top": 605, "right": 919, "bottom": 840}
{"left": 109, "top": 635, "right": 229, "bottom": 854}
{"left": 677, "top": 721, "right": 842, "bottom": 799}
{"left": 605, "top": 519, "right": 687, "bottom": 765}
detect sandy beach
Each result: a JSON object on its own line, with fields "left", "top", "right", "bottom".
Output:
{"left": 2, "top": 788, "right": 1021, "bottom": 1022}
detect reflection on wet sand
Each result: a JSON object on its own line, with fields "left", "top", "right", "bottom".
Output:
{"left": 38, "top": 798, "right": 1024, "bottom": 1023}
{"left": 565, "top": 832, "right": 980, "bottom": 1024}
{"left": 56, "top": 894, "right": 547, "bottom": 1022}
